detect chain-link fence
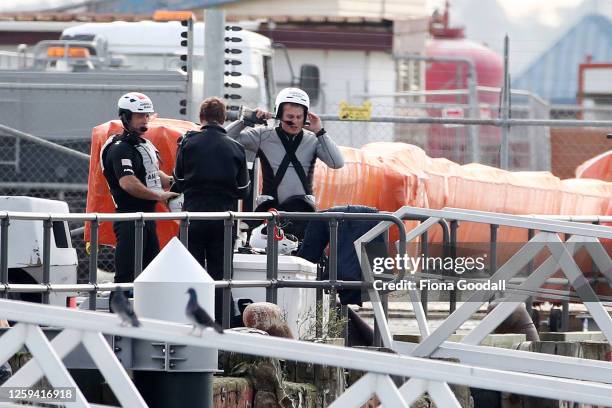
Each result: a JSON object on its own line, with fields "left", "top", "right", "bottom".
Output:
{"left": 548, "top": 105, "right": 612, "bottom": 179}
{"left": 321, "top": 87, "right": 612, "bottom": 174}
{"left": 322, "top": 87, "right": 558, "bottom": 171}
{"left": 0, "top": 183, "right": 117, "bottom": 282}
{"left": 0, "top": 126, "right": 116, "bottom": 281}
{"left": 1, "top": 90, "right": 610, "bottom": 281}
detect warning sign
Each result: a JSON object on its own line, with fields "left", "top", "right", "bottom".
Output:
{"left": 442, "top": 107, "right": 464, "bottom": 128}
{"left": 339, "top": 101, "right": 372, "bottom": 121}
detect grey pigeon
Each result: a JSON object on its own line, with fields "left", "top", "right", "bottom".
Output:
{"left": 185, "top": 288, "right": 223, "bottom": 335}
{"left": 111, "top": 290, "right": 141, "bottom": 327}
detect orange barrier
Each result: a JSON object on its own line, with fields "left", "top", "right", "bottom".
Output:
{"left": 576, "top": 150, "right": 611, "bottom": 182}
{"left": 312, "top": 143, "right": 610, "bottom": 299}
{"left": 85, "top": 118, "right": 199, "bottom": 247}
{"left": 313, "top": 143, "right": 428, "bottom": 212}
{"left": 86, "top": 123, "right": 610, "bottom": 293}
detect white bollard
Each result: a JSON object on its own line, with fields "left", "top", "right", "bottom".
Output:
{"left": 131, "top": 237, "right": 216, "bottom": 408}
{"left": 134, "top": 237, "right": 214, "bottom": 325}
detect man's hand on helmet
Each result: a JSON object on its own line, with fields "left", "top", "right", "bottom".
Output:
{"left": 303, "top": 112, "right": 322, "bottom": 134}
{"left": 253, "top": 109, "right": 273, "bottom": 120}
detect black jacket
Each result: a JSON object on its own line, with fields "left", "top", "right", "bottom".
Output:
{"left": 101, "top": 131, "right": 161, "bottom": 213}
{"left": 173, "top": 124, "right": 250, "bottom": 211}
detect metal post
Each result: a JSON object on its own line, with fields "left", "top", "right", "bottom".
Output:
{"left": 179, "top": 217, "right": 189, "bottom": 247}
{"left": 89, "top": 219, "right": 99, "bottom": 311}
{"left": 466, "top": 59, "right": 480, "bottom": 163}
{"left": 420, "top": 230, "right": 429, "bottom": 317}
{"left": 489, "top": 224, "right": 498, "bottom": 276}
{"left": 373, "top": 318, "right": 381, "bottom": 347}
{"left": 134, "top": 218, "right": 144, "bottom": 278}
{"left": 449, "top": 220, "right": 458, "bottom": 313}
{"left": 203, "top": 10, "right": 225, "bottom": 101}
{"left": 316, "top": 263, "right": 323, "bottom": 338}
{"left": 185, "top": 17, "right": 194, "bottom": 119}
{"left": 591, "top": 221, "right": 600, "bottom": 276}
{"left": 266, "top": 218, "right": 278, "bottom": 304}
{"left": 42, "top": 218, "right": 52, "bottom": 304}
{"left": 14, "top": 136, "right": 20, "bottom": 173}
{"left": 328, "top": 219, "right": 339, "bottom": 316}
{"left": 500, "top": 34, "right": 510, "bottom": 170}
{"left": 561, "top": 232, "right": 571, "bottom": 331}
{"left": 525, "top": 229, "right": 534, "bottom": 316}
{"left": 455, "top": 65, "right": 463, "bottom": 163}
{"left": 374, "top": 294, "right": 389, "bottom": 347}
{"left": 561, "top": 299, "right": 570, "bottom": 332}
{"left": 222, "top": 217, "right": 233, "bottom": 329}
{"left": 0, "top": 217, "right": 9, "bottom": 299}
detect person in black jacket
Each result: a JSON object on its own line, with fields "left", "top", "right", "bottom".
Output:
{"left": 297, "top": 205, "right": 385, "bottom": 306}
{"left": 101, "top": 92, "right": 179, "bottom": 288}
{"left": 297, "top": 205, "right": 386, "bottom": 346}
{"left": 173, "top": 97, "right": 249, "bottom": 324}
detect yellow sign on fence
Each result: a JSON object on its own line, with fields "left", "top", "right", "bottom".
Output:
{"left": 338, "top": 101, "right": 372, "bottom": 121}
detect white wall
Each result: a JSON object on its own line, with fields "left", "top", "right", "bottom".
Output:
{"left": 223, "top": 0, "right": 426, "bottom": 19}
{"left": 338, "top": 0, "right": 427, "bottom": 19}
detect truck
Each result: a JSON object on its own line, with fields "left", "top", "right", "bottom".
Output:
{"left": 0, "top": 15, "right": 289, "bottom": 214}
{"left": 0, "top": 16, "right": 276, "bottom": 139}
{"left": 0, "top": 196, "right": 77, "bottom": 306}
{"left": 0, "top": 16, "right": 316, "bottom": 308}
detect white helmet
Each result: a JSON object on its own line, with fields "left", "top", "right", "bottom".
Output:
{"left": 249, "top": 223, "right": 298, "bottom": 255}
{"left": 274, "top": 87, "right": 309, "bottom": 119}
{"left": 118, "top": 92, "right": 155, "bottom": 114}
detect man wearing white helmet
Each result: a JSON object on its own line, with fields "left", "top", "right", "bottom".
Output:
{"left": 226, "top": 87, "right": 344, "bottom": 238}
{"left": 101, "top": 92, "right": 179, "bottom": 290}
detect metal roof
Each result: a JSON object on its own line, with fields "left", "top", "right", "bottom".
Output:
{"left": 514, "top": 14, "right": 612, "bottom": 104}
{"left": 0, "top": 12, "right": 151, "bottom": 23}
{"left": 44, "top": 0, "right": 240, "bottom": 13}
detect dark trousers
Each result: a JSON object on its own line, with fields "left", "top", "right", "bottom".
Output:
{"left": 187, "top": 219, "right": 239, "bottom": 325}
{"left": 251, "top": 195, "right": 316, "bottom": 240}
{"left": 113, "top": 220, "right": 160, "bottom": 283}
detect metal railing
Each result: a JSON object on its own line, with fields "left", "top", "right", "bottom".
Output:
{"left": 320, "top": 113, "right": 612, "bottom": 128}
{"left": 0, "top": 210, "right": 407, "bottom": 331}
{"left": 0, "top": 206, "right": 611, "bottom": 407}
{"left": 3, "top": 298, "right": 612, "bottom": 407}
{"left": 1, "top": 208, "right": 610, "bottom": 331}
{"left": 351, "top": 206, "right": 612, "bottom": 404}
{"left": 0, "top": 49, "right": 32, "bottom": 70}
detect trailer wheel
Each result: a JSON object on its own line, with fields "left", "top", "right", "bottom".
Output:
{"left": 7, "top": 269, "right": 42, "bottom": 303}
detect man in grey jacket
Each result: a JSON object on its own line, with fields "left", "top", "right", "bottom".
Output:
{"left": 226, "top": 87, "right": 344, "bottom": 238}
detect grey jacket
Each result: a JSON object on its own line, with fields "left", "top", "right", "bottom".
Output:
{"left": 226, "top": 121, "right": 344, "bottom": 204}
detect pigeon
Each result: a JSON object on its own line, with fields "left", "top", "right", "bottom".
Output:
{"left": 185, "top": 288, "right": 224, "bottom": 335}
{"left": 110, "top": 290, "right": 141, "bottom": 327}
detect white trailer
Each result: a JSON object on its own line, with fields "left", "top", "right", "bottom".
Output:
{"left": 0, "top": 18, "right": 277, "bottom": 146}
{"left": 0, "top": 196, "right": 77, "bottom": 306}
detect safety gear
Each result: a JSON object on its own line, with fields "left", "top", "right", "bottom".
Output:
{"left": 255, "top": 195, "right": 275, "bottom": 207}
{"left": 118, "top": 92, "right": 155, "bottom": 114}
{"left": 240, "top": 106, "right": 267, "bottom": 127}
{"left": 117, "top": 92, "right": 154, "bottom": 132}
{"left": 274, "top": 87, "right": 309, "bottom": 119}
{"left": 249, "top": 223, "right": 298, "bottom": 255}
{"left": 167, "top": 193, "right": 184, "bottom": 212}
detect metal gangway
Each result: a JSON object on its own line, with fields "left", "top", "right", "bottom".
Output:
{"left": 0, "top": 207, "right": 610, "bottom": 407}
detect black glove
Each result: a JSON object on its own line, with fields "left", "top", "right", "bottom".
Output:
{"left": 241, "top": 106, "right": 267, "bottom": 127}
